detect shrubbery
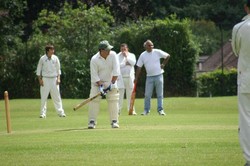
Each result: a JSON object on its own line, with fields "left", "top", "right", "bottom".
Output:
{"left": 197, "top": 69, "right": 237, "bottom": 97}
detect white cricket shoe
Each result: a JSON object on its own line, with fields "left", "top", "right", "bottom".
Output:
{"left": 39, "top": 114, "right": 46, "bottom": 118}
{"left": 88, "top": 120, "right": 96, "bottom": 129}
{"left": 58, "top": 113, "right": 66, "bottom": 117}
{"left": 111, "top": 120, "right": 119, "bottom": 128}
{"left": 141, "top": 110, "right": 149, "bottom": 115}
{"left": 158, "top": 110, "right": 166, "bottom": 116}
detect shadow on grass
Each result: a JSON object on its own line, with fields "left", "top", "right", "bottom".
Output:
{"left": 54, "top": 127, "right": 112, "bottom": 132}
{"left": 54, "top": 128, "right": 89, "bottom": 132}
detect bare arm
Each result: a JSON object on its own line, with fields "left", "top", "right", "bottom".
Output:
{"left": 161, "top": 56, "right": 170, "bottom": 69}
{"left": 56, "top": 75, "right": 61, "bottom": 85}
{"left": 111, "top": 76, "right": 118, "bottom": 84}
{"left": 38, "top": 76, "right": 43, "bottom": 86}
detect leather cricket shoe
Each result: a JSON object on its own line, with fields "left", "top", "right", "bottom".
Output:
{"left": 88, "top": 120, "right": 96, "bottom": 129}
{"left": 39, "top": 114, "right": 46, "bottom": 118}
{"left": 158, "top": 110, "right": 166, "bottom": 116}
{"left": 111, "top": 120, "right": 119, "bottom": 128}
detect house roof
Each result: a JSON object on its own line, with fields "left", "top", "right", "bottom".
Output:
{"left": 200, "top": 41, "right": 238, "bottom": 72}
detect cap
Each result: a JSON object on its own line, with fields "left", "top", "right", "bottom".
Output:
{"left": 98, "top": 40, "right": 113, "bottom": 50}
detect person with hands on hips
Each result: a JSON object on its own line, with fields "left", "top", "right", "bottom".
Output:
{"left": 134, "top": 40, "right": 170, "bottom": 116}
{"left": 88, "top": 40, "right": 120, "bottom": 129}
{"left": 36, "top": 44, "right": 66, "bottom": 118}
{"left": 117, "top": 43, "right": 137, "bottom": 115}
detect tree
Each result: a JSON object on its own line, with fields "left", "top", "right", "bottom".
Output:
{"left": 190, "top": 20, "right": 220, "bottom": 55}
{"left": 0, "top": 0, "right": 27, "bottom": 98}
{"left": 148, "top": 0, "right": 244, "bottom": 29}
{"left": 30, "top": 2, "right": 114, "bottom": 98}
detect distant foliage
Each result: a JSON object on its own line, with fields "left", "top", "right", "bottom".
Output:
{"left": 190, "top": 20, "right": 221, "bottom": 56}
{"left": 197, "top": 69, "right": 237, "bottom": 97}
{"left": 0, "top": 0, "right": 28, "bottom": 98}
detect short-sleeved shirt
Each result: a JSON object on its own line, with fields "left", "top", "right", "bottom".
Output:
{"left": 36, "top": 54, "right": 61, "bottom": 77}
{"left": 136, "top": 49, "right": 170, "bottom": 76}
{"left": 90, "top": 50, "right": 120, "bottom": 85}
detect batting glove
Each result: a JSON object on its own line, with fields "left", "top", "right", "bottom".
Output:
{"left": 106, "top": 82, "right": 117, "bottom": 91}
{"left": 99, "top": 85, "right": 106, "bottom": 97}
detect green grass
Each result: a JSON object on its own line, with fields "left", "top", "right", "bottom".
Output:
{"left": 0, "top": 97, "right": 245, "bottom": 166}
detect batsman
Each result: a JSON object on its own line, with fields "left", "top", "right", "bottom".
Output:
{"left": 87, "top": 40, "right": 120, "bottom": 129}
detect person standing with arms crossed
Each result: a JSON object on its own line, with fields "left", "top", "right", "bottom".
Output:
{"left": 88, "top": 40, "right": 120, "bottom": 129}
{"left": 134, "top": 40, "right": 170, "bottom": 116}
{"left": 117, "top": 43, "right": 137, "bottom": 115}
{"left": 232, "top": 1, "right": 250, "bottom": 165}
{"left": 36, "top": 44, "right": 66, "bottom": 118}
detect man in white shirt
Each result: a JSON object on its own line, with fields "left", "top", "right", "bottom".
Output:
{"left": 232, "top": 1, "right": 250, "bottom": 165}
{"left": 36, "top": 44, "right": 66, "bottom": 118}
{"left": 117, "top": 43, "right": 137, "bottom": 115}
{"left": 134, "top": 40, "right": 170, "bottom": 116}
{"left": 88, "top": 40, "right": 120, "bottom": 129}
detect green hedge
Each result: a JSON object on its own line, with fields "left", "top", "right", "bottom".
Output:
{"left": 197, "top": 69, "right": 237, "bottom": 97}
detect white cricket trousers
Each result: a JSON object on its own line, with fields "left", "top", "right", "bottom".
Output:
{"left": 238, "top": 93, "right": 250, "bottom": 163}
{"left": 40, "top": 77, "right": 64, "bottom": 116}
{"left": 118, "top": 77, "right": 135, "bottom": 113}
{"left": 88, "top": 86, "right": 119, "bottom": 124}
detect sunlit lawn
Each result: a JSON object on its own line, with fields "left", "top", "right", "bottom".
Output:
{"left": 0, "top": 96, "right": 245, "bottom": 166}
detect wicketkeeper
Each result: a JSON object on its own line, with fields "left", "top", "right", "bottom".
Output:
{"left": 87, "top": 40, "right": 120, "bottom": 129}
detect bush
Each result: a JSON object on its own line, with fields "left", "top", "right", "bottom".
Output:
{"left": 197, "top": 69, "right": 237, "bottom": 97}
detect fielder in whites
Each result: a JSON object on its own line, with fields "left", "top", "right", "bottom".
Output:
{"left": 134, "top": 40, "right": 170, "bottom": 116}
{"left": 36, "top": 44, "right": 66, "bottom": 118}
{"left": 87, "top": 40, "right": 120, "bottom": 129}
{"left": 232, "top": 1, "right": 250, "bottom": 165}
{"left": 117, "top": 43, "right": 137, "bottom": 115}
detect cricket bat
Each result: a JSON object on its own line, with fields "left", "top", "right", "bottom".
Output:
{"left": 73, "top": 92, "right": 101, "bottom": 111}
{"left": 128, "top": 83, "right": 137, "bottom": 115}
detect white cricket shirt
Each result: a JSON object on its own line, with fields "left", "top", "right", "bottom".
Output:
{"left": 36, "top": 54, "right": 61, "bottom": 77}
{"left": 90, "top": 50, "right": 120, "bottom": 84}
{"left": 136, "top": 49, "right": 170, "bottom": 76}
